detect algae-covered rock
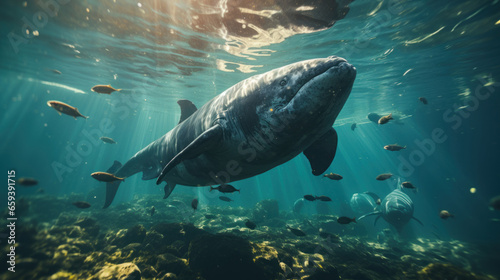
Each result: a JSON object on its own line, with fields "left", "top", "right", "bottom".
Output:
{"left": 49, "top": 271, "right": 79, "bottom": 280}
{"left": 111, "top": 225, "right": 146, "bottom": 246}
{"left": 304, "top": 264, "right": 340, "bottom": 280}
{"left": 188, "top": 234, "right": 280, "bottom": 280}
{"left": 418, "top": 263, "right": 486, "bottom": 280}
{"left": 53, "top": 244, "right": 81, "bottom": 258}
{"left": 159, "top": 272, "right": 178, "bottom": 280}
{"left": 151, "top": 223, "right": 209, "bottom": 245}
{"left": 74, "top": 217, "right": 100, "bottom": 237}
{"left": 96, "top": 262, "right": 141, "bottom": 280}
{"left": 155, "top": 253, "right": 188, "bottom": 275}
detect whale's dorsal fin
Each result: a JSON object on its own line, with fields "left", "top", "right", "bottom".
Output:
{"left": 303, "top": 127, "right": 338, "bottom": 176}
{"left": 177, "top": 100, "right": 197, "bottom": 124}
{"left": 156, "top": 124, "right": 223, "bottom": 184}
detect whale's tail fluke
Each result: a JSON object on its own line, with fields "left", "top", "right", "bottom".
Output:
{"left": 103, "top": 160, "right": 122, "bottom": 208}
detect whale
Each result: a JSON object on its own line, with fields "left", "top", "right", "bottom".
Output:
{"left": 349, "top": 192, "right": 380, "bottom": 216}
{"left": 97, "top": 56, "right": 356, "bottom": 208}
{"left": 358, "top": 189, "right": 423, "bottom": 232}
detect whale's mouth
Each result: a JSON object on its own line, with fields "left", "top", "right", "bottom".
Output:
{"left": 281, "top": 57, "right": 354, "bottom": 111}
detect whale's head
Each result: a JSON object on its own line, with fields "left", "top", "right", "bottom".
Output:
{"left": 243, "top": 56, "right": 355, "bottom": 142}
{"left": 381, "top": 190, "right": 414, "bottom": 230}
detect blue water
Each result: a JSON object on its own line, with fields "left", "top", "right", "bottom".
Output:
{"left": 1, "top": 0, "right": 500, "bottom": 248}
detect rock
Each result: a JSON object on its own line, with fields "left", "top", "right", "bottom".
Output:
{"left": 296, "top": 241, "right": 323, "bottom": 254}
{"left": 188, "top": 234, "right": 280, "bottom": 280}
{"left": 16, "top": 257, "right": 39, "bottom": 270}
{"left": 155, "top": 253, "right": 188, "bottom": 275}
{"left": 68, "top": 226, "right": 84, "bottom": 238}
{"left": 97, "top": 262, "right": 141, "bottom": 280}
{"left": 53, "top": 244, "right": 81, "bottom": 259}
{"left": 74, "top": 217, "right": 97, "bottom": 228}
{"left": 150, "top": 223, "right": 209, "bottom": 246}
{"left": 304, "top": 264, "right": 340, "bottom": 280}
{"left": 49, "top": 271, "right": 79, "bottom": 279}
{"left": 418, "top": 263, "right": 485, "bottom": 280}
{"left": 123, "top": 243, "right": 142, "bottom": 252}
{"left": 111, "top": 225, "right": 146, "bottom": 246}
{"left": 84, "top": 252, "right": 109, "bottom": 267}
{"left": 74, "top": 217, "right": 100, "bottom": 237}
{"left": 159, "top": 272, "right": 177, "bottom": 280}
{"left": 55, "top": 213, "right": 77, "bottom": 226}
{"left": 70, "top": 239, "right": 94, "bottom": 254}
{"left": 143, "top": 231, "right": 165, "bottom": 253}
{"left": 141, "top": 266, "right": 158, "bottom": 278}
{"left": 252, "top": 199, "right": 279, "bottom": 221}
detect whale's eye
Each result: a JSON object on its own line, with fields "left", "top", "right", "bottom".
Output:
{"left": 279, "top": 79, "right": 287, "bottom": 86}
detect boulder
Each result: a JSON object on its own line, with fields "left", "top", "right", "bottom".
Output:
{"left": 188, "top": 234, "right": 280, "bottom": 280}
{"left": 96, "top": 262, "right": 141, "bottom": 280}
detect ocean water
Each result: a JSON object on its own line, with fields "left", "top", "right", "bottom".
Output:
{"left": 1, "top": 0, "right": 500, "bottom": 279}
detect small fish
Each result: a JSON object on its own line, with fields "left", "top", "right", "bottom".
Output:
{"left": 419, "top": 97, "right": 428, "bottom": 105}
{"left": 319, "top": 231, "right": 340, "bottom": 241}
{"left": 191, "top": 198, "right": 199, "bottom": 210}
{"left": 376, "top": 173, "right": 393, "bottom": 181}
{"left": 36, "top": 188, "right": 45, "bottom": 194}
{"left": 150, "top": 206, "right": 155, "bottom": 217}
{"left": 439, "top": 210, "right": 453, "bottom": 219}
{"left": 210, "top": 184, "right": 240, "bottom": 193}
{"left": 337, "top": 216, "right": 356, "bottom": 224}
{"left": 47, "top": 100, "right": 88, "bottom": 119}
{"left": 245, "top": 220, "right": 257, "bottom": 230}
{"left": 489, "top": 195, "right": 500, "bottom": 210}
{"left": 205, "top": 214, "right": 217, "bottom": 219}
{"left": 91, "top": 172, "right": 125, "bottom": 182}
{"left": 286, "top": 225, "right": 306, "bottom": 236}
{"left": 376, "top": 198, "right": 382, "bottom": 205}
{"left": 91, "top": 84, "right": 121, "bottom": 94}
{"left": 50, "top": 69, "right": 62, "bottom": 75}
{"left": 324, "top": 173, "right": 343, "bottom": 180}
{"left": 384, "top": 144, "right": 406, "bottom": 151}
{"left": 401, "top": 181, "right": 418, "bottom": 191}
{"left": 315, "top": 195, "right": 332, "bottom": 202}
{"left": 100, "top": 136, "right": 117, "bottom": 144}
{"left": 219, "top": 196, "right": 233, "bottom": 202}
{"left": 351, "top": 123, "right": 356, "bottom": 131}
{"left": 378, "top": 113, "right": 393, "bottom": 124}
{"left": 17, "top": 177, "right": 38, "bottom": 186}
{"left": 304, "top": 195, "right": 316, "bottom": 201}
{"left": 72, "top": 201, "right": 91, "bottom": 209}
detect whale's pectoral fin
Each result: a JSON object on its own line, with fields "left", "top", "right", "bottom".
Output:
{"left": 303, "top": 127, "right": 338, "bottom": 176}
{"left": 103, "top": 160, "right": 123, "bottom": 209}
{"left": 357, "top": 211, "right": 381, "bottom": 221}
{"left": 163, "top": 182, "right": 176, "bottom": 199}
{"left": 412, "top": 216, "right": 424, "bottom": 227}
{"left": 177, "top": 100, "right": 198, "bottom": 124}
{"left": 156, "top": 125, "right": 223, "bottom": 184}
